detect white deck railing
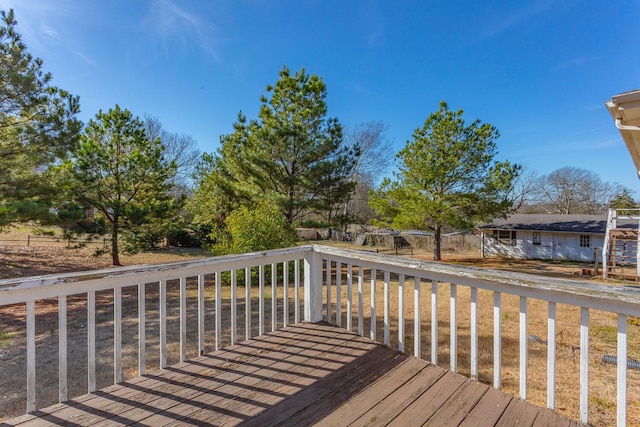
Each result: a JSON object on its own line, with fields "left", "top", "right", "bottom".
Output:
{"left": 1, "top": 245, "right": 639, "bottom": 426}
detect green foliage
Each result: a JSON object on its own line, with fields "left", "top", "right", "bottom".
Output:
{"left": 0, "top": 10, "right": 82, "bottom": 227}
{"left": 211, "top": 201, "right": 297, "bottom": 255}
{"left": 166, "top": 217, "right": 210, "bottom": 247}
{"left": 191, "top": 66, "right": 357, "bottom": 229}
{"left": 609, "top": 189, "right": 637, "bottom": 210}
{"left": 63, "top": 105, "right": 177, "bottom": 265}
{"left": 187, "top": 152, "right": 236, "bottom": 231}
{"left": 370, "top": 101, "right": 520, "bottom": 260}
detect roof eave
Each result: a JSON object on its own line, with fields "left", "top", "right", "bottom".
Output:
{"left": 607, "top": 90, "right": 640, "bottom": 179}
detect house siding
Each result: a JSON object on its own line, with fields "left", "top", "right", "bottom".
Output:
{"left": 482, "top": 231, "right": 604, "bottom": 262}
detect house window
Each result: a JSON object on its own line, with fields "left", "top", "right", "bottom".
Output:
{"left": 532, "top": 232, "right": 541, "bottom": 245}
{"left": 493, "top": 230, "right": 516, "bottom": 246}
{"left": 580, "top": 235, "right": 591, "bottom": 248}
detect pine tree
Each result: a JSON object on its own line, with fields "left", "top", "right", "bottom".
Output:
{"left": 370, "top": 101, "right": 519, "bottom": 260}
{"left": 195, "top": 66, "right": 357, "bottom": 226}
{"left": 0, "top": 9, "right": 81, "bottom": 225}
{"left": 610, "top": 189, "right": 637, "bottom": 210}
{"left": 64, "top": 106, "right": 176, "bottom": 265}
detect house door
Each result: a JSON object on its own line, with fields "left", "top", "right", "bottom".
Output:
{"left": 553, "top": 235, "right": 567, "bottom": 260}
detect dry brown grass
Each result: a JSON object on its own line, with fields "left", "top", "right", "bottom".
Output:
{"left": 0, "top": 224, "right": 211, "bottom": 279}
{"left": 1, "top": 233, "right": 639, "bottom": 425}
{"left": 0, "top": 277, "right": 306, "bottom": 421}
{"left": 324, "top": 266, "right": 640, "bottom": 427}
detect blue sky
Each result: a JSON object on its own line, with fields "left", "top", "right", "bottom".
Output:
{"left": 2, "top": 0, "right": 640, "bottom": 192}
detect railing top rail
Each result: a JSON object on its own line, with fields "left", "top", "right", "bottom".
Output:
{"left": 0, "top": 245, "right": 313, "bottom": 306}
{"left": 3, "top": 243, "right": 640, "bottom": 316}
{"left": 312, "top": 245, "right": 640, "bottom": 316}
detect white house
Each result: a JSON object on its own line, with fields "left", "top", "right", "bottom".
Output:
{"left": 479, "top": 91, "right": 640, "bottom": 270}
{"left": 479, "top": 214, "right": 636, "bottom": 262}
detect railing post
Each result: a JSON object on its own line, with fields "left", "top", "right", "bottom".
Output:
{"left": 618, "top": 314, "right": 627, "bottom": 427}
{"left": 114, "top": 287, "right": 122, "bottom": 384}
{"left": 304, "top": 249, "right": 323, "bottom": 323}
{"left": 450, "top": 283, "right": 457, "bottom": 372}
{"left": 215, "top": 271, "right": 222, "bottom": 349}
{"left": 26, "top": 300, "right": 35, "bottom": 413}
{"left": 179, "top": 277, "right": 187, "bottom": 362}
{"left": 138, "top": 283, "right": 146, "bottom": 375}
{"left": 59, "top": 295, "right": 68, "bottom": 403}
{"left": 87, "top": 291, "right": 96, "bottom": 392}
{"left": 431, "top": 280, "right": 438, "bottom": 365}
{"left": 519, "top": 296, "right": 528, "bottom": 400}
{"left": 547, "top": 301, "right": 556, "bottom": 409}
{"left": 580, "top": 307, "right": 589, "bottom": 425}
{"left": 493, "top": 291, "right": 502, "bottom": 390}
{"left": 198, "top": 274, "right": 205, "bottom": 354}
{"left": 231, "top": 270, "right": 237, "bottom": 344}
{"left": 470, "top": 287, "right": 478, "bottom": 380}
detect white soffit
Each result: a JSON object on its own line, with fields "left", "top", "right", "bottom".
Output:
{"left": 607, "top": 89, "right": 640, "bottom": 179}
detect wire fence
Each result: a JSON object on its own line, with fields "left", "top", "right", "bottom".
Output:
{"left": 0, "top": 235, "right": 107, "bottom": 248}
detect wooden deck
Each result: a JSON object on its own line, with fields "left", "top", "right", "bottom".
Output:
{"left": 1, "top": 322, "right": 579, "bottom": 427}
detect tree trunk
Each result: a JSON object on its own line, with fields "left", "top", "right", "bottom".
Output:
{"left": 433, "top": 224, "right": 442, "bottom": 261}
{"left": 112, "top": 217, "right": 121, "bottom": 266}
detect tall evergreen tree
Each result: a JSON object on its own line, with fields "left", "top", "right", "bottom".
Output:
{"left": 64, "top": 106, "right": 176, "bottom": 265}
{"left": 370, "top": 101, "right": 519, "bottom": 260}
{"left": 197, "top": 66, "right": 357, "bottom": 226}
{"left": 609, "top": 188, "right": 637, "bottom": 210}
{"left": 0, "top": 9, "right": 81, "bottom": 225}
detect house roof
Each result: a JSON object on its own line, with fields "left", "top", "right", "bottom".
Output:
{"left": 606, "top": 89, "right": 640, "bottom": 178}
{"left": 478, "top": 214, "right": 637, "bottom": 234}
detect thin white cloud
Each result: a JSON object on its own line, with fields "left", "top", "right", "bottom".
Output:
{"left": 39, "top": 24, "right": 58, "bottom": 39}
{"left": 145, "top": 0, "right": 219, "bottom": 60}
{"left": 474, "top": 0, "right": 561, "bottom": 43}
{"left": 71, "top": 48, "right": 98, "bottom": 68}
{"left": 0, "top": 0, "right": 69, "bottom": 46}
{"left": 0, "top": 0, "right": 98, "bottom": 69}
{"left": 350, "top": 82, "right": 374, "bottom": 96}
{"left": 555, "top": 55, "right": 599, "bottom": 71}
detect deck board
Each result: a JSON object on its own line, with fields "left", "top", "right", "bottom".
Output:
{"left": 459, "top": 386, "right": 513, "bottom": 426}
{"left": 0, "top": 322, "right": 578, "bottom": 427}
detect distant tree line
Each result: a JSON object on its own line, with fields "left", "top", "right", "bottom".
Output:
{"left": 511, "top": 166, "right": 636, "bottom": 214}
{"left": 0, "top": 8, "right": 635, "bottom": 265}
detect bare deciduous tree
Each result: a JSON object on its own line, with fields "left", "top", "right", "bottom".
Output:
{"left": 346, "top": 121, "right": 393, "bottom": 181}
{"left": 532, "top": 167, "right": 628, "bottom": 214}
{"left": 144, "top": 115, "right": 200, "bottom": 190}
{"left": 509, "top": 165, "right": 538, "bottom": 212}
{"left": 341, "top": 121, "right": 392, "bottom": 226}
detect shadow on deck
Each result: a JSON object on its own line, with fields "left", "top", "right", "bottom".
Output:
{"left": 1, "top": 322, "right": 578, "bottom": 426}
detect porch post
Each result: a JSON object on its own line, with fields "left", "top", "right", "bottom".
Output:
{"left": 304, "top": 248, "right": 323, "bottom": 322}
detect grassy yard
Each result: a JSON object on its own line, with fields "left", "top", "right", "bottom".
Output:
{"left": 1, "top": 226, "right": 638, "bottom": 425}
{"left": 0, "top": 224, "right": 211, "bottom": 279}
{"left": 323, "top": 267, "right": 640, "bottom": 426}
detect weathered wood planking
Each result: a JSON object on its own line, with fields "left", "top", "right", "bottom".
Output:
{"left": 1, "top": 322, "right": 578, "bottom": 427}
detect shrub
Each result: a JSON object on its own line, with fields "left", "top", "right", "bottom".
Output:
{"left": 212, "top": 202, "right": 297, "bottom": 255}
